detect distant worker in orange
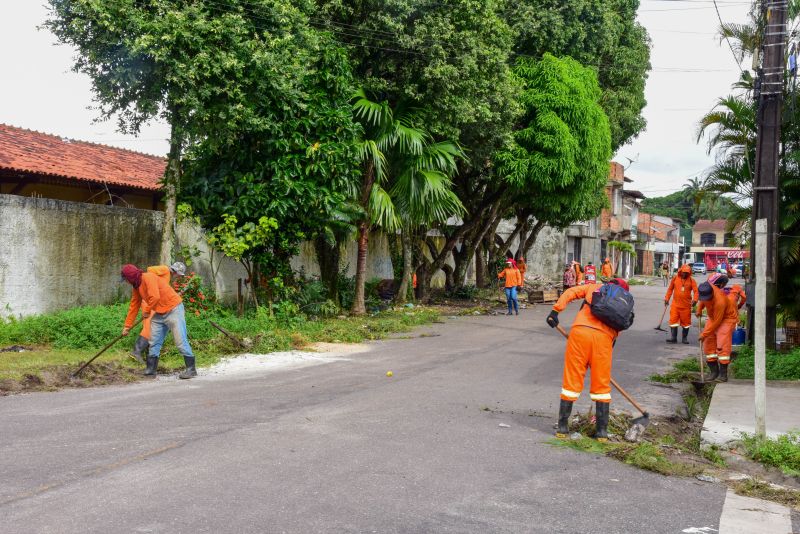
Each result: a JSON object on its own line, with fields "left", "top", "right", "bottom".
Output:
{"left": 601, "top": 258, "right": 613, "bottom": 278}
{"left": 547, "top": 278, "right": 634, "bottom": 441}
{"left": 697, "top": 277, "right": 738, "bottom": 382}
{"left": 516, "top": 255, "right": 527, "bottom": 282}
{"left": 726, "top": 283, "right": 747, "bottom": 310}
{"left": 664, "top": 264, "right": 698, "bottom": 344}
{"left": 498, "top": 258, "right": 523, "bottom": 316}
{"left": 121, "top": 263, "right": 197, "bottom": 379}
{"left": 130, "top": 262, "right": 187, "bottom": 362}
{"left": 573, "top": 261, "right": 584, "bottom": 285}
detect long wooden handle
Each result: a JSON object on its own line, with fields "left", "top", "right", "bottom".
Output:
{"left": 73, "top": 317, "right": 144, "bottom": 377}
{"left": 554, "top": 324, "right": 647, "bottom": 417}
{"left": 658, "top": 306, "right": 668, "bottom": 326}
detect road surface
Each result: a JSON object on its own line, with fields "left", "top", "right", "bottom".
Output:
{"left": 1, "top": 282, "right": 731, "bottom": 533}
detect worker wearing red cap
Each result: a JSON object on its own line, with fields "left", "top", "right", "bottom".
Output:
{"left": 546, "top": 278, "right": 631, "bottom": 441}
{"left": 498, "top": 258, "right": 523, "bottom": 315}
{"left": 697, "top": 279, "right": 738, "bottom": 382}
{"left": 664, "top": 264, "right": 698, "bottom": 344}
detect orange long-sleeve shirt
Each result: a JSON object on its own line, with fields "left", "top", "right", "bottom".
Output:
{"left": 665, "top": 265, "right": 698, "bottom": 309}
{"left": 728, "top": 284, "right": 747, "bottom": 310}
{"left": 124, "top": 272, "right": 183, "bottom": 328}
{"left": 601, "top": 262, "right": 613, "bottom": 278}
{"left": 701, "top": 285, "right": 738, "bottom": 338}
{"left": 553, "top": 284, "right": 618, "bottom": 341}
{"left": 498, "top": 267, "right": 523, "bottom": 288}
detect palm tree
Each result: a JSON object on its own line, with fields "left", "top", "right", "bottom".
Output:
{"left": 350, "top": 90, "right": 463, "bottom": 314}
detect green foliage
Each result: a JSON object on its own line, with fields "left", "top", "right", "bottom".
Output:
{"left": 608, "top": 240, "right": 635, "bottom": 255}
{"left": 206, "top": 214, "right": 278, "bottom": 263}
{"left": 648, "top": 356, "right": 700, "bottom": 383}
{"left": 294, "top": 279, "right": 341, "bottom": 318}
{"left": 495, "top": 54, "right": 611, "bottom": 228}
{"left": 507, "top": 0, "right": 651, "bottom": 150}
{"left": 640, "top": 187, "right": 741, "bottom": 226}
{"left": 731, "top": 346, "right": 800, "bottom": 380}
{"left": 739, "top": 431, "right": 800, "bottom": 477}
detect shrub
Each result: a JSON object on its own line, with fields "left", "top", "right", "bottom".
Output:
{"left": 731, "top": 346, "right": 800, "bottom": 380}
{"left": 739, "top": 431, "right": 800, "bottom": 477}
{"left": 173, "top": 272, "right": 216, "bottom": 317}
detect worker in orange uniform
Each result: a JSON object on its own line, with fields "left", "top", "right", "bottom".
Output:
{"left": 130, "top": 262, "right": 187, "bottom": 362}
{"left": 546, "top": 278, "right": 632, "bottom": 441}
{"left": 121, "top": 264, "right": 197, "bottom": 379}
{"left": 664, "top": 263, "right": 698, "bottom": 344}
{"left": 697, "top": 279, "right": 738, "bottom": 382}
{"left": 516, "top": 255, "right": 527, "bottom": 283}
{"left": 601, "top": 258, "right": 613, "bottom": 279}
{"left": 726, "top": 283, "right": 747, "bottom": 310}
{"left": 573, "top": 261, "right": 584, "bottom": 285}
{"left": 498, "top": 258, "right": 523, "bottom": 316}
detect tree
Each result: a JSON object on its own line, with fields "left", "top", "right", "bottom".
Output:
{"left": 507, "top": 0, "right": 651, "bottom": 151}
{"left": 349, "top": 91, "right": 463, "bottom": 314}
{"left": 45, "top": 0, "right": 323, "bottom": 262}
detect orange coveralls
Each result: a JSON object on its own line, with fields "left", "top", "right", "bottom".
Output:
{"left": 498, "top": 267, "right": 523, "bottom": 288}
{"left": 701, "top": 286, "right": 738, "bottom": 364}
{"left": 728, "top": 284, "right": 747, "bottom": 310}
{"left": 517, "top": 260, "right": 527, "bottom": 281}
{"left": 665, "top": 264, "right": 698, "bottom": 329}
{"left": 574, "top": 263, "right": 584, "bottom": 285}
{"left": 553, "top": 284, "right": 618, "bottom": 403}
{"left": 125, "top": 271, "right": 183, "bottom": 332}
{"left": 601, "top": 260, "right": 613, "bottom": 278}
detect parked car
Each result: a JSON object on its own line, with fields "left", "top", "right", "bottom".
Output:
{"left": 692, "top": 262, "right": 707, "bottom": 275}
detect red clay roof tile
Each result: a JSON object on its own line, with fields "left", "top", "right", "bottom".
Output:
{"left": 0, "top": 124, "right": 166, "bottom": 191}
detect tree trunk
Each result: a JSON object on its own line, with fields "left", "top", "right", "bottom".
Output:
{"left": 395, "top": 230, "right": 414, "bottom": 304}
{"left": 351, "top": 221, "right": 369, "bottom": 315}
{"left": 475, "top": 243, "right": 487, "bottom": 288}
{"left": 351, "top": 161, "right": 375, "bottom": 316}
{"left": 314, "top": 235, "right": 341, "bottom": 305}
{"left": 160, "top": 122, "right": 182, "bottom": 264}
{"left": 442, "top": 264, "right": 455, "bottom": 291}
{"left": 452, "top": 240, "right": 475, "bottom": 289}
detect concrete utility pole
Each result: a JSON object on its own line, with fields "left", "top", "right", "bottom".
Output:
{"left": 755, "top": 219, "right": 768, "bottom": 437}
{"left": 751, "top": 0, "right": 787, "bottom": 350}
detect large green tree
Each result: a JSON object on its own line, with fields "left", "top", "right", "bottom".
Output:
{"left": 45, "top": 0, "right": 321, "bottom": 262}
{"left": 507, "top": 0, "right": 651, "bottom": 151}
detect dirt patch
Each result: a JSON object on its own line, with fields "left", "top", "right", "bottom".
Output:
{"left": 0, "top": 362, "right": 143, "bottom": 396}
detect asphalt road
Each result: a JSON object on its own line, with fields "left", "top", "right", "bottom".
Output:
{"left": 0, "top": 282, "right": 726, "bottom": 533}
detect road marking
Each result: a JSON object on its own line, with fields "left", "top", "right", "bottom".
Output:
{"left": 718, "top": 488, "right": 792, "bottom": 534}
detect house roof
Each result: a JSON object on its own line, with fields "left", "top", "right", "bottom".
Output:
{"left": 0, "top": 124, "right": 166, "bottom": 191}
{"left": 693, "top": 219, "right": 730, "bottom": 232}
{"left": 623, "top": 189, "right": 645, "bottom": 199}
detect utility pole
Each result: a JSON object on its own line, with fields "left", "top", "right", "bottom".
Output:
{"left": 754, "top": 219, "right": 767, "bottom": 437}
{"left": 751, "top": 0, "right": 787, "bottom": 350}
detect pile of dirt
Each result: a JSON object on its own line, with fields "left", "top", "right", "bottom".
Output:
{"left": 0, "top": 362, "right": 142, "bottom": 396}
{"left": 524, "top": 274, "right": 562, "bottom": 290}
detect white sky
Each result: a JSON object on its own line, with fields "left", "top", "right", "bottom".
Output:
{"left": 0, "top": 0, "right": 754, "bottom": 197}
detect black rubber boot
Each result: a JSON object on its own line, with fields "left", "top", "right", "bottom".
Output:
{"left": 666, "top": 327, "right": 678, "bottom": 343}
{"left": 144, "top": 356, "right": 158, "bottom": 376}
{"left": 179, "top": 357, "right": 197, "bottom": 379}
{"left": 555, "top": 400, "right": 573, "bottom": 438}
{"left": 130, "top": 335, "right": 149, "bottom": 364}
{"left": 681, "top": 328, "right": 690, "bottom": 344}
{"left": 707, "top": 360, "right": 719, "bottom": 382}
{"left": 717, "top": 363, "right": 729, "bottom": 382}
{"left": 595, "top": 402, "right": 610, "bottom": 442}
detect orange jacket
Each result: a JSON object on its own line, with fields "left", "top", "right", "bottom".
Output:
{"left": 517, "top": 260, "right": 527, "bottom": 279}
{"left": 498, "top": 267, "right": 523, "bottom": 288}
{"left": 665, "top": 264, "right": 698, "bottom": 309}
{"left": 124, "top": 272, "right": 183, "bottom": 328}
{"left": 574, "top": 263, "right": 584, "bottom": 284}
{"left": 601, "top": 261, "right": 613, "bottom": 278}
{"left": 701, "top": 285, "right": 738, "bottom": 338}
{"left": 553, "top": 283, "right": 618, "bottom": 340}
{"left": 728, "top": 284, "right": 746, "bottom": 309}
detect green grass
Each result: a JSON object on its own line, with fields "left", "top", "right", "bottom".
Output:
{"left": 731, "top": 346, "right": 800, "bottom": 380}
{"left": 739, "top": 431, "right": 800, "bottom": 477}
{"left": 549, "top": 437, "right": 702, "bottom": 477}
{"left": 734, "top": 478, "right": 800, "bottom": 509}
{"left": 0, "top": 304, "right": 440, "bottom": 386}
{"left": 649, "top": 357, "right": 701, "bottom": 383}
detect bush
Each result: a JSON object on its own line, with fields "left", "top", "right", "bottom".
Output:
{"left": 294, "top": 279, "right": 340, "bottom": 318}
{"left": 0, "top": 304, "right": 130, "bottom": 349}
{"left": 739, "top": 431, "right": 800, "bottom": 477}
{"left": 173, "top": 272, "right": 216, "bottom": 317}
{"left": 731, "top": 346, "right": 800, "bottom": 380}
{"left": 449, "top": 285, "right": 479, "bottom": 300}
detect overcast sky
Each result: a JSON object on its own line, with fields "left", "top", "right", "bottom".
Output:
{"left": 0, "top": 1, "right": 754, "bottom": 199}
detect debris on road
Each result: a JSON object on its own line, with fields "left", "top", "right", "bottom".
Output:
{"left": 499, "top": 423, "right": 511, "bottom": 428}
{"left": 625, "top": 423, "right": 646, "bottom": 442}
{"left": 695, "top": 474, "right": 720, "bottom": 483}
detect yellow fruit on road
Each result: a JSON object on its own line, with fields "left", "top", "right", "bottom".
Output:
{"left": 386, "top": 371, "right": 393, "bottom": 377}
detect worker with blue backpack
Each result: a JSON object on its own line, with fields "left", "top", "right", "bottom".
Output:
{"left": 546, "top": 278, "right": 635, "bottom": 441}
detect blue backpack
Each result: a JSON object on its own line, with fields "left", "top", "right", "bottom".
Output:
{"left": 589, "top": 283, "right": 635, "bottom": 331}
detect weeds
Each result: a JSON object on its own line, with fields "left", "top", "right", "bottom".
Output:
{"left": 734, "top": 478, "right": 800, "bottom": 509}
{"left": 738, "top": 431, "right": 800, "bottom": 477}
{"left": 649, "top": 357, "right": 700, "bottom": 383}
{"left": 731, "top": 346, "right": 800, "bottom": 380}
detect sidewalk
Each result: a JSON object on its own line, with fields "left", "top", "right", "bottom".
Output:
{"left": 701, "top": 380, "right": 800, "bottom": 447}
